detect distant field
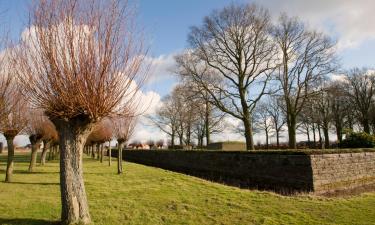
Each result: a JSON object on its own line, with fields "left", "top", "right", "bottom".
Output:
{"left": 0, "top": 153, "right": 375, "bottom": 225}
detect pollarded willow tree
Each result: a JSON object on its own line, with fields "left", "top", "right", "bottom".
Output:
{"left": 112, "top": 114, "right": 137, "bottom": 174}
{"left": 23, "top": 109, "right": 52, "bottom": 172}
{"left": 178, "top": 3, "right": 278, "bottom": 150}
{"left": 15, "top": 0, "right": 147, "bottom": 224}
{"left": 0, "top": 51, "right": 28, "bottom": 182}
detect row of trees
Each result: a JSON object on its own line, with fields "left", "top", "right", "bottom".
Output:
{"left": 150, "top": 83, "right": 225, "bottom": 149}
{"left": 152, "top": 3, "right": 374, "bottom": 151}
{"left": 0, "top": 0, "right": 146, "bottom": 224}
{"left": 171, "top": 3, "right": 337, "bottom": 150}
{"left": 252, "top": 68, "right": 375, "bottom": 149}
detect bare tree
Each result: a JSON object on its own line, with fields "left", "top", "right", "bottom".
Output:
{"left": 254, "top": 102, "right": 273, "bottom": 149}
{"left": 178, "top": 3, "right": 278, "bottom": 150}
{"left": 272, "top": 14, "right": 337, "bottom": 149}
{"left": 314, "top": 84, "right": 333, "bottom": 148}
{"left": 149, "top": 94, "right": 179, "bottom": 149}
{"left": 15, "top": 0, "right": 147, "bottom": 223}
{"left": 265, "top": 96, "right": 286, "bottom": 148}
{"left": 345, "top": 68, "right": 375, "bottom": 134}
{"left": 112, "top": 115, "right": 137, "bottom": 174}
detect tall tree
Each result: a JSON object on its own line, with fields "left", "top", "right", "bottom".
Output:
{"left": 179, "top": 3, "right": 278, "bottom": 150}
{"left": 15, "top": 0, "right": 147, "bottom": 223}
{"left": 254, "top": 102, "right": 273, "bottom": 149}
{"left": 150, "top": 94, "right": 179, "bottom": 149}
{"left": 265, "top": 96, "right": 286, "bottom": 148}
{"left": 345, "top": 68, "right": 375, "bottom": 134}
{"left": 273, "top": 14, "right": 337, "bottom": 149}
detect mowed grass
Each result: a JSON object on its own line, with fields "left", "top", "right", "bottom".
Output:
{"left": 0, "top": 153, "right": 374, "bottom": 225}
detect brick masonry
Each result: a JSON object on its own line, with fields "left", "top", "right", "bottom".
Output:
{"left": 112, "top": 150, "right": 375, "bottom": 194}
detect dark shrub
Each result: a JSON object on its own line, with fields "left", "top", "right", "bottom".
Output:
{"left": 340, "top": 131, "right": 375, "bottom": 148}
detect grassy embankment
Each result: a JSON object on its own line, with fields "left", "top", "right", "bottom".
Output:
{"left": 0, "top": 153, "right": 374, "bottom": 225}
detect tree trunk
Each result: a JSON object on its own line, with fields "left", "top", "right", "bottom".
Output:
{"left": 205, "top": 100, "right": 210, "bottom": 146}
{"left": 306, "top": 126, "right": 310, "bottom": 143}
{"left": 40, "top": 140, "right": 50, "bottom": 165}
{"left": 243, "top": 118, "right": 254, "bottom": 150}
{"left": 276, "top": 130, "right": 280, "bottom": 148}
{"left": 318, "top": 124, "right": 322, "bottom": 149}
{"left": 335, "top": 122, "right": 342, "bottom": 144}
{"left": 363, "top": 119, "right": 370, "bottom": 134}
{"left": 323, "top": 126, "right": 330, "bottom": 149}
{"left": 171, "top": 130, "right": 175, "bottom": 149}
{"left": 28, "top": 142, "right": 40, "bottom": 172}
{"left": 100, "top": 144, "right": 103, "bottom": 163}
{"left": 117, "top": 141, "right": 124, "bottom": 174}
{"left": 0, "top": 142, "right": 3, "bottom": 154}
{"left": 91, "top": 145, "right": 95, "bottom": 158}
{"left": 287, "top": 114, "right": 297, "bottom": 149}
{"left": 5, "top": 134, "right": 16, "bottom": 182}
{"left": 95, "top": 144, "right": 100, "bottom": 160}
{"left": 312, "top": 123, "right": 317, "bottom": 148}
{"left": 54, "top": 118, "right": 93, "bottom": 225}
{"left": 265, "top": 130, "right": 269, "bottom": 150}
{"left": 108, "top": 140, "right": 111, "bottom": 166}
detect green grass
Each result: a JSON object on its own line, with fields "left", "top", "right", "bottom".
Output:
{"left": 0, "top": 153, "right": 375, "bottom": 225}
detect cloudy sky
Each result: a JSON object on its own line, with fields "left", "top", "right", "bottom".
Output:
{"left": 1, "top": 0, "right": 375, "bottom": 145}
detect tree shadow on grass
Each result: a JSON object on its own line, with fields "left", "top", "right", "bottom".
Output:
{"left": 1, "top": 181, "right": 59, "bottom": 186}
{"left": 0, "top": 218, "right": 59, "bottom": 225}
{"left": 0, "top": 170, "right": 59, "bottom": 175}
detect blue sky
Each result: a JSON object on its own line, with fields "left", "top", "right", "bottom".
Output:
{"left": 1, "top": 0, "right": 375, "bottom": 144}
{"left": 2, "top": 0, "right": 375, "bottom": 97}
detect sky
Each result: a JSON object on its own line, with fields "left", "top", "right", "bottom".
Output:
{"left": 1, "top": 0, "right": 375, "bottom": 145}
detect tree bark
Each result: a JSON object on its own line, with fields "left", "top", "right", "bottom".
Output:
{"left": 323, "top": 126, "right": 330, "bottom": 149}
{"left": 363, "top": 119, "right": 370, "bottom": 134}
{"left": 287, "top": 114, "right": 297, "bottom": 149}
{"left": 0, "top": 142, "right": 3, "bottom": 154}
{"left": 5, "top": 134, "right": 16, "bottom": 182}
{"left": 91, "top": 145, "right": 95, "bottom": 159}
{"left": 318, "top": 124, "right": 322, "bottom": 149}
{"left": 205, "top": 100, "right": 210, "bottom": 146}
{"left": 54, "top": 118, "right": 93, "bottom": 225}
{"left": 117, "top": 141, "right": 124, "bottom": 174}
{"left": 100, "top": 144, "right": 103, "bottom": 163}
{"left": 96, "top": 144, "right": 100, "bottom": 160}
{"left": 40, "top": 140, "right": 50, "bottom": 165}
{"left": 28, "top": 143, "right": 39, "bottom": 172}
{"left": 171, "top": 130, "right": 175, "bottom": 149}
{"left": 108, "top": 140, "right": 111, "bottom": 166}
{"left": 276, "top": 130, "right": 280, "bottom": 148}
{"left": 243, "top": 118, "right": 254, "bottom": 150}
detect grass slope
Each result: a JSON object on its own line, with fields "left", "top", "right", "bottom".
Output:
{"left": 0, "top": 153, "right": 374, "bottom": 225}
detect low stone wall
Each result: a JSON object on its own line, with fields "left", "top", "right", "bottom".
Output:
{"left": 207, "top": 142, "right": 246, "bottom": 151}
{"left": 311, "top": 152, "right": 375, "bottom": 193}
{"left": 112, "top": 150, "right": 375, "bottom": 194}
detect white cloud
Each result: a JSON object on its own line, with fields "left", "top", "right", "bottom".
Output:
{"left": 257, "top": 0, "right": 375, "bottom": 50}
{"left": 144, "top": 53, "right": 177, "bottom": 85}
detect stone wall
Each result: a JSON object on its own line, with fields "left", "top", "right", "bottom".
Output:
{"left": 311, "top": 152, "right": 375, "bottom": 193}
{"left": 207, "top": 142, "right": 246, "bottom": 151}
{"left": 113, "top": 150, "right": 375, "bottom": 194}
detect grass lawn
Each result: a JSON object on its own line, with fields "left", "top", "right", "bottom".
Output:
{"left": 0, "top": 153, "right": 374, "bottom": 225}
